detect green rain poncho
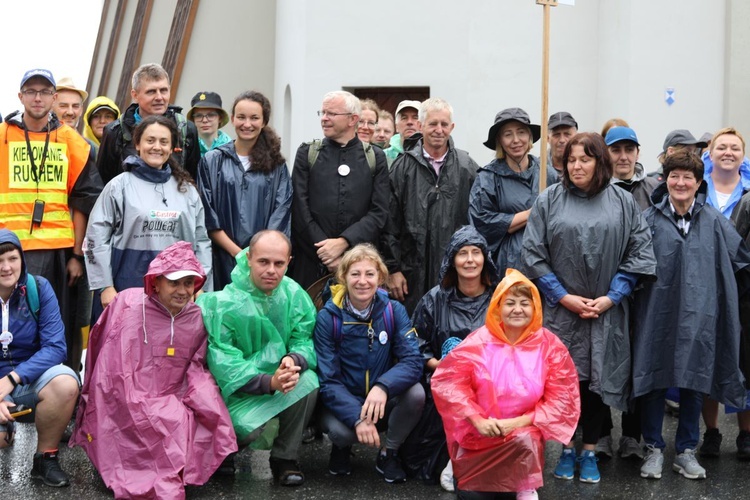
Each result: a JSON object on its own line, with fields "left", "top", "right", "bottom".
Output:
{"left": 197, "top": 250, "right": 318, "bottom": 441}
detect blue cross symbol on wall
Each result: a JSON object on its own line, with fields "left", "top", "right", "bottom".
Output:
{"left": 665, "top": 88, "right": 675, "bottom": 106}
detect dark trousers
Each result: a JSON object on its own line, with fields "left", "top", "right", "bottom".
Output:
{"left": 580, "top": 381, "right": 610, "bottom": 445}
{"left": 640, "top": 388, "right": 703, "bottom": 453}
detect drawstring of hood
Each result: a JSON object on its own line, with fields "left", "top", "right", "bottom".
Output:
{"left": 141, "top": 293, "right": 180, "bottom": 346}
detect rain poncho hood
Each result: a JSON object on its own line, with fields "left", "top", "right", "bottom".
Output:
{"left": 143, "top": 240, "right": 207, "bottom": 293}
{"left": 431, "top": 269, "right": 580, "bottom": 492}
{"left": 486, "top": 269, "right": 543, "bottom": 345}
{"left": 71, "top": 242, "right": 237, "bottom": 500}
{"left": 83, "top": 95, "right": 120, "bottom": 146}
{"left": 438, "top": 225, "right": 499, "bottom": 286}
{"left": 633, "top": 181, "right": 750, "bottom": 408}
{"left": 198, "top": 248, "right": 319, "bottom": 440}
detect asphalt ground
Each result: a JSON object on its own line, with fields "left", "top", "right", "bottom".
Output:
{"left": 1, "top": 408, "right": 749, "bottom": 499}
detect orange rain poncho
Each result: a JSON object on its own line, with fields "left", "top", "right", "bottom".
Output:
{"left": 431, "top": 269, "right": 580, "bottom": 492}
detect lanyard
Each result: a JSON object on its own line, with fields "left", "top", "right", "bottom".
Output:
{"left": 24, "top": 125, "right": 51, "bottom": 187}
{"left": 1, "top": 299, "right": 12, "bottom": 358}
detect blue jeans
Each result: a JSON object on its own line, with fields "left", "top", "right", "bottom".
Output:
{"left": 640, "top": 388, "right": 703, "bottom": 453}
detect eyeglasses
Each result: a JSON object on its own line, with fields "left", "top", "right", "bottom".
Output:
{"left": 21, "top": 89, "right": 55, "bottom": 98}
{"left": 317, "top": 110, "right": 352, "bottom": 118}
{"left": 358, "top": 120, "right": 377, "bottom": 128}
{"left": 193, "top": 112, "right": 219, "bottom": 121}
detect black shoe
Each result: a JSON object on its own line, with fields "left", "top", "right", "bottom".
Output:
{"left": 375, "top": 449, "right": 406, "bottom": 483}
{"left": 699, "top": 428, "right": 722, "bottom": 457}
{"left": 31, "top": 450, "right": 70, "bottom": 487}
{"left": 269, "top": 457, "right": 305, "bottom": 486}
{"left": 737, "top": 431, "right": 750, "bottom": 460}
{"left": 329, "top": 445, "right": 353, "bottom": 476}
{"left": 302, "top": 425, "right": 317, "bottom": 444}
{"left": 213, "top": 452, "right": 237, "bottom": 477}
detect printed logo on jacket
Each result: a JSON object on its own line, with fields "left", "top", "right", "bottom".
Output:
{"left": 137, "top": 209, "right": 182, "bottom": 236}
{"left": 8, "top": 141, "right": 68, "bottom": 188}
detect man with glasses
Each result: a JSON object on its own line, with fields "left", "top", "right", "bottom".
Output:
{"left": 289, "top": 90, "right": 389, "bottom": 289}
{"left": 186, "top": 91, "right": 231, "bottom": 156}
{"left": 96, "top": 63, "right": 200, "bottom": 183}
{"left": 0, "top": 69, "right": 102, "bottom": 378}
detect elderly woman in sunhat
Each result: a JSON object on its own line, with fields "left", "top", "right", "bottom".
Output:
{"left": 469, "top": 108, "right": 558, "bottom": 276}
{"left": 187, "top": 91, "right": 232, "bottom": 156}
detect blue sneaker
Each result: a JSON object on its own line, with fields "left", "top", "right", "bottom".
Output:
{"left": 553, "top": 448, "right": 576, "bottom": 480}
{"left": 578, "top": 450, "right": 601, "bottom": 483}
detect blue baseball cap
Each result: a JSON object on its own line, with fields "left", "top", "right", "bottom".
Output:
{"left": 605, "top": 126, "right": 640, "bottom": 146}
{"left": 20, "top": 69, "right": 56, "bottom": 89}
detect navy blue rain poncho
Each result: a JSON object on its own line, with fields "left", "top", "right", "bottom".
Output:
{"left": 632, "top": 182, "right": 750, "bottom": 408}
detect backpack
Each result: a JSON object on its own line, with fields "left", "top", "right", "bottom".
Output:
{"left": 121, "top": 112, "right": 190, "bottom": 167}
{"left": 24, "top": 274, "right": 41, "bottom": 323}
{"left": 307, "top": 139, "right": 376, "bottom": 173}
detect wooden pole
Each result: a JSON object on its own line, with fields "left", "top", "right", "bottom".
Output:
{"left": 536, "top": 0, "right": 557, "bottom": 191}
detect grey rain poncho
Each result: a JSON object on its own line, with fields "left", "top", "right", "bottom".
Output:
{"left": 521, "top": 183, "right": 656, "bottom": 411}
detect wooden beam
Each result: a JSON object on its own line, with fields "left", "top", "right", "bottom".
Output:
{"left": 86, "top": 0, "right": 111, "bottom": 98}
{"left": 98, "top": 0, "right": 128, "bottom": 97}
{"left": 115, "top": 0, "right": 154, "bottom": 111}
{"left": 161, "top": 0, "right": 200, "bottom": 98}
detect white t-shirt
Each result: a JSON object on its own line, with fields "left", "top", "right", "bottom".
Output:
{"left": 716, "top": 191, "right": 731, "bottom": 211}
{"left": 238, "top": 155, "right": 252, "bottom": 172}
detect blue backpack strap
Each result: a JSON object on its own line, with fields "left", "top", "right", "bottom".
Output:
{"left": 331, "top": 311, "right": 342, "bottom": 349}
{"left": 381, "top": 300, "right": 395, "bottom": 341}
{"left": 25, "top": 274, "right": 40, "bottom": 323}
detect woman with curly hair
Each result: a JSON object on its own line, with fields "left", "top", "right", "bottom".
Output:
{"left": 197, "top": 90, "right": 293, "bottom": 290}
{"left": 86, "top": 114, "right": 212, "bottom": 321}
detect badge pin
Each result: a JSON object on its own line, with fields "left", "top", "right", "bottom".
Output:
{"left": 0, "top": 331, "right": 12, "bottom": 346}
{"left": 379, "top": 331, "right": 388, "bottom": 345}
{"left": 338, "top": 164, "right": 350, "bottom": 176}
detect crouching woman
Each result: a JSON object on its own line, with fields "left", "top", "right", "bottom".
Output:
{"left": 432, "top": 269, "right": 580, "bottom": 499}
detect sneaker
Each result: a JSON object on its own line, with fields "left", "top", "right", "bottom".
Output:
{"left": 440, "top": 460, "right": 454, "bottom": 492}
{"left": 375, "top": 449, "right": 406, "bottom": 483}
{"left": 619, "top": 436, "right": 644, "bottom": 460}
{"left": 737, "top": 431, "right": 750, "bottom": 460}
{"left": 672, "top": 449, "right": 706, "bottom": 479}
{"left": 31, "top": 450, "right": 70, "bottom": 487}
{"left": 640, "top": 445, "right": 663, "bottom": 479}
{"left": 699, "top": 428, "right": 722, "bottom": 457}
{"left": 517, "top": 489, "right": 538, "bottom": 500}
{"left": 577, "top": 450, "right": 601, "bottom": 483}
{"left": 594, "top": 435, "right": 613, "bottom": 460}
{"left": 269, "top": 457, "right": 305, "bottom": 486}
{"left": 553, "top": 448, "right": 576, "bottom": 480}
{"left": 328, "top": 445, "right": 353, "bottom": 476}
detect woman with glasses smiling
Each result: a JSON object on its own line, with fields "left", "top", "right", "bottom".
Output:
{"left": 187, "top": 91, "right": 232, "bottom": 156}
{"left": 356, "top": 99, "right": 380, "bottom": 144}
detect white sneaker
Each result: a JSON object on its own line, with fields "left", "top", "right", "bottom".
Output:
{"left": 440, "top": 460, "right": 455, "bottom": 492}
{"left": 517, "top": 490, "right": 538, "bottom": 500}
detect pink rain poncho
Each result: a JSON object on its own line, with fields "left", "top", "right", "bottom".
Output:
{"left": 70, "top": 242, "right": 237, "bottom": 499}
{"left": 432, "top": 269, "right": 580, "bottom": 493}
